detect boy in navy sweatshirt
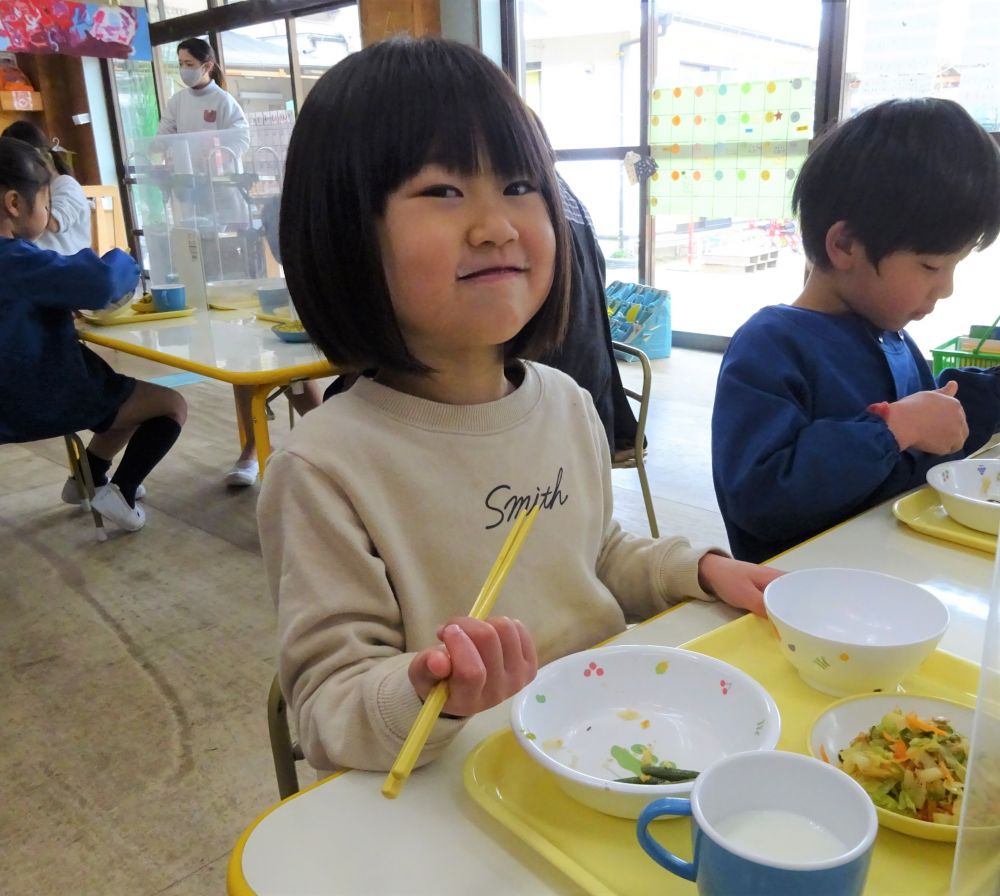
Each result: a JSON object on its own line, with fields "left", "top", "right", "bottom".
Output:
{"left": 712, "top": 98, "right": 1000, "bottom": 562}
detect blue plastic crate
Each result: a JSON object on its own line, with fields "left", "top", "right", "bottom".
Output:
{"left": 606, "top": 281, "right": 671, "bottom": 360}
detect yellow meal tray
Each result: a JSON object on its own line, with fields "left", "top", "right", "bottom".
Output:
{"left": 893, "top": 487, "right": 995, "bottom": 554}
{"left": 80, "top": 306, "right": 195, "bottom": 326}
{"left": 208, "top": 298, "right": 261, "bottom": 310}
{"left": 464, "top": 613, "right": 978, "bottom": 896}
{"left": 254, "top": 310, "right": 293, "bottom": 324}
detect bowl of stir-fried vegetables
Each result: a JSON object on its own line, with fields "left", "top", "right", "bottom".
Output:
{"left": 808, "top": 694, "right": 974, "bottom": 841}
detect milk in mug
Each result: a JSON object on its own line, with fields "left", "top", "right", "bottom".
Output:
{"left": 713, "top": 808, "right": 848, "bottom": 863}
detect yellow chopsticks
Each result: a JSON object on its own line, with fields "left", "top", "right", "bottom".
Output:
{"left": 381, "top": 504, "right": 541, "bottom": 799}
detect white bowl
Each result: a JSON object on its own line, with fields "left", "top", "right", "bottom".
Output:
{"left": 808, "top": 693, "right": 975, "bottom": 841}
{"left": 764, "top": 568, "right": 949, "bottom": 696}
{"left": 510, "top": 644, "right": 781, "bottom": 819}
{"left": 927, "top": 459, "right": 1000, "bottom": 535}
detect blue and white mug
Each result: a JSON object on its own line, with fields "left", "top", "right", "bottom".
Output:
{"left": 636, "top": 750, "right": 877, "bottom": 896}
{"left": 150, "top": 283, "right": 186, "bottom": 312}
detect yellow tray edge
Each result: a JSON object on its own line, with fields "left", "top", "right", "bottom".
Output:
{"left": 893, "top": 488, "right": 995, "bottom": 554}
{"left": 208, "top": 298, "right": 261, "bottom": 310}
{"left": 463, "top": 734, "right": 619, "bottom": 896}
{"left": 80, "top": 306, "right": 195, "bottom": 326}
{"left": 255, "top": 310, "right": 293, "bottom": 324}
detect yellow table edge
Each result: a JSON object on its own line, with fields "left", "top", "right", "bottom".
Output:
{"left": 78, "top": 327, "right": 334, "bottom": 386}
{"left": 227, "top": 770, "right": 349, "bottom": 896}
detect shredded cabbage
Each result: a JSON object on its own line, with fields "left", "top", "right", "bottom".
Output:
{"left": 837, "top": 708, "right": 968, "bottom": 824}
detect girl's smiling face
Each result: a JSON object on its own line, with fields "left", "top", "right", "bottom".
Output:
{"left": 376, "top": 163, "right": 556, "bottom": 369}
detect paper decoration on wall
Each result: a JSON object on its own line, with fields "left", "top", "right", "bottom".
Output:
{"left": 624, "top": 151, "right": 659, "bottom": 185}
{"left": 0, "top": 0, "right": 152, "bottom": 61}
{"left": 648, "top": 77, "right": 815, "bottom": 220}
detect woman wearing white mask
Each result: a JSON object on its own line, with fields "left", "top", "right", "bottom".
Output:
{"left": 159, "top": 38, "right": 248, "bottom": 137}
{"left": 158, "top": 38, "right": 265, "bottom": 488}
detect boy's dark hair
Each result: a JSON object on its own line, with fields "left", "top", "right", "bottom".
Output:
{"left": 280, "top": 36, "right": 571, "bottom": 372}
{"left": 2, "top": 120, "right": 71, "bottom": 176}
{"left": 0, "top": 136, "right": 52, "bottom": 209}
{"left": 178, "top": 37, "right": 225, "bottom": 89}
{"left": 793, "top": 98, "right": 1000, "bottom": 269}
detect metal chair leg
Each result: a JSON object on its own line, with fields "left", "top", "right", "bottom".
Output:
{"left": 633, "top": 451, "right": 659, "bottom": 538}
{"left": 611, "top": 341, "right": 659, "bottom": 538}
{"left": 268, "top": 674, "right": 301, "bottom": 800}
{"left": 64, "top": 434, "right": 107, "bottom": 543}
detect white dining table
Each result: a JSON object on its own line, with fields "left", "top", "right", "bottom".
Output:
{"left": 77, "top": 310, "right": 333, "bottom": 475}
{"left": 227, "top": 474, "right": 997, "bottom": 896}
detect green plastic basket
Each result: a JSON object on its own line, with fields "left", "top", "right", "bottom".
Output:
{"left": 930, "top": 336, "right": 1000, "bottom": 376}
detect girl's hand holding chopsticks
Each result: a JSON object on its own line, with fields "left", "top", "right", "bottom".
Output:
{"left": 407, "top": 615, "right": 538, "bottom": 718}
{"left": 383, "top": 506, "right": 540, "bottom": 798}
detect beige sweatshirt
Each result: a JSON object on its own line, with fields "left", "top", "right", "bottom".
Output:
{"left": 257, "top": 362, "right": 719, "bottom": 773}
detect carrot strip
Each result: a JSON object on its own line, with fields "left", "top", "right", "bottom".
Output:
{"left": 906, "top": 713, "right": 948, "bottom": 736}
{"left": 818, "top": 744, "right": 830, "bottom": 764}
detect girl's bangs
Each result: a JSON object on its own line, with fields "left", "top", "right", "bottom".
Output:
{"left": 426, "top": 98, "right": 547, "bottom": 179}
{"left": 377, "top": 81, "right": 549, "bottom": 193}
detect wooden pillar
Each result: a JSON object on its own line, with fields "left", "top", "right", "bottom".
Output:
{"left": 12, "top": 53, "right": 100, "bottom": 185}
{"left": 358, "top": 0, "right": 442, "bottom": 45}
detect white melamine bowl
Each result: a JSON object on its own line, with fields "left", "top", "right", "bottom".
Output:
{"left": 510, "top": 644, "right": 780, "bottom": 819}
{"left": 927, "top": 458, "right": 1000, "bottom": 535}
{"left": 764, "top": 568, "right": 949, "bottom": 696}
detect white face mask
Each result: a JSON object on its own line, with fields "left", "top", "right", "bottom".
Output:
{"left": 179, "top": 66, "right": 206, "bottom": 88}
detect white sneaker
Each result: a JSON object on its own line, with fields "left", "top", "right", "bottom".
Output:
{"left": 225, "top": 459, "right": 259, "bottom": 487}
{"left": 62, "top": 479, "right": 145, "bottom": 505}
{"left": 91, "top": 483, "right": 146, "bottom": 532}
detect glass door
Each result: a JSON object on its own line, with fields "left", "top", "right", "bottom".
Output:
{"left": 842, "top": 0, "right": 1000, "bottom": 356}
{"left": 648, "top": 2, "right": 822, "bottom": 339}
{"left": 519, "top": 0, "right": 643, "bottom": 284}
{"left": 515, "top": 0, "right": 826, "bottom": 344}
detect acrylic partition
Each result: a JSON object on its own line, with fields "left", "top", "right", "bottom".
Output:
{"left": 128, "top": 111, "right": 294, "bottom": 311}
{"left": 951, "top": 546, "right": 1000, "bottom": 895}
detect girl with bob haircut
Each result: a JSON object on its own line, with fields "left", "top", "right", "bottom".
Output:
{"left": 259, "top": 36, "right": 780, "bottom": 774}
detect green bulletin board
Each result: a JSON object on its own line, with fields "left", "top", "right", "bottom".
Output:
{"left": 649, "top": 77, "right": 815, "bottom": 220}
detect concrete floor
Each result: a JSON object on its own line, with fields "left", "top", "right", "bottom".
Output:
{"left": 0, "top": 345, "right": 725, "bottom": 895}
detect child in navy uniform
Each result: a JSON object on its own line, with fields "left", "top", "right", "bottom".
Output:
{"left": 712, "top": 98, "right": 1000, "bottom": 563}
{"left": 0, "top": 136, "right": 187, "bottom": 532}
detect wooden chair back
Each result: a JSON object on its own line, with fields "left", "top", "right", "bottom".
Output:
{"left": 81, "top": 185, "right": 129, "bottom": 256}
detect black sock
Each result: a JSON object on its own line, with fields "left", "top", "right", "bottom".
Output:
{"left": 85, "top": 449, "right": 112, "bottom": 486}
{"left": 111, "top": 417, "right": 182, "bottom": 507}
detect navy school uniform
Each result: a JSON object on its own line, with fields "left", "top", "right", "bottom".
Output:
{"left": 712, "top": 305, "right": 1000, "bottom": 563}
{"left": 0, "top": 237, "right": 140, "bottom": 443}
